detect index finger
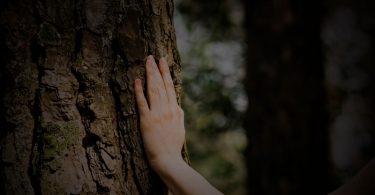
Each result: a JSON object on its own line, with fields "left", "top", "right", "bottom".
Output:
{"left": 134, "top": 79, "right": 150, "bottom": 115}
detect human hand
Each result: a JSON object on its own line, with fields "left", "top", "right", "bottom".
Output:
{"left": 135, "top": 56, "right": 223, "bottom": 195}
{"left": 134, "top": 55, "right": 185, "bottom": 171}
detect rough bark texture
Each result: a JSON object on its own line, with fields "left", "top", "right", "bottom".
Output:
{"left": 244, "top": 0, "right": 333, "bottom": 194}
{"left": 0, "top": 0, "right": 184, "bottom": 194}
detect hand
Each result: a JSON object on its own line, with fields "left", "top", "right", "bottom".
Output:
{"left": 134, "top": 56, "right": 223, "bottom": 195}
{"left": 134, "top": 55, "right": 185, "bottom": 170}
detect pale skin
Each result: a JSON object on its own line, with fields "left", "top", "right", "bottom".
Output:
{"left": 134, "top": 55, "right": 375, "bottom": 195}
{"left": 134, "top": 55, "right": 223, "bottom": 195}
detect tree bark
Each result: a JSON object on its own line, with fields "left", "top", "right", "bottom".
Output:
{"left": 244, "top": 0, "right": 334, "bottom": 194}
{"left": 0, "top": 0, "right": 183, "bottom": 194}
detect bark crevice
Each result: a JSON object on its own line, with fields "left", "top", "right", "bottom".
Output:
{"left": 1, "top": 0, "right": 181, "bottom": 194}
{"left": 28, "top": 37, "right": 47, "bottom": 195}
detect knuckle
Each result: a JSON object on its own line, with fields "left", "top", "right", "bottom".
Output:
{"left": 149, "top": 87, "right": 159, "bottom": 96}
{"left": 165, "top": 110, "right": 173, "bottom": 119}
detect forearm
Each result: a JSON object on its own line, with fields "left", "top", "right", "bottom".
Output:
{"left": 153, "top": 158, "right": 224, "bottom": 195}
{"left": 135, "top": 56, "right": 223, "bottom": 195}
{"left": 329, "top": 157, "right": 375, "bottom": 195}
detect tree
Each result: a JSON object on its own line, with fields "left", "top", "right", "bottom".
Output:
{"left": 0, "top": 0, "right": 185, "bottom": 194}
{"left": 244, "top": 0, "right": 334, "bottom": 194}
{"left": 322, "top": 0, "right": 375, "bottom": 183}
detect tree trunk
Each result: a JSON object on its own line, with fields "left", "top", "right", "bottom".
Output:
{"left": 244, "top": 0, "right": 334, "bottom": 194}
{"left": 0, "top": 0, "right": 183, "bottom": 194}
{"left": 322, "top": 0, "right": 375, "bottom": 184}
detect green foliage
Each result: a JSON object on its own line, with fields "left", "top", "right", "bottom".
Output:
{"left": 183, "top": 64, "right": 242, "bottom": 136}
{"left": 175, "top": 1, "right": 247, "bottom": 192}
{"left": 181, "top": 57, "right": 246, "bottom": 194}
{"left": 177, "top": 0, "right": 237, "bottom": 40}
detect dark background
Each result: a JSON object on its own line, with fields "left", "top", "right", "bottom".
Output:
{"left": 175, "top": 0, "right": 375, "bottom": 194}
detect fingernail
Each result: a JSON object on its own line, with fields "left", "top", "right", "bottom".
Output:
{"left": 147, "top": 55, "right": 154, "bottom": 62}
{"left": 163, "top": 54, "right": 168, "bottom": 61}
{"left": 160, "top": 56, "right": 166, "bottom": 62}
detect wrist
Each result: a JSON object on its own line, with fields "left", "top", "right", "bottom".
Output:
{"left": 150, "top": 155, "right": 186, "bottom": 174}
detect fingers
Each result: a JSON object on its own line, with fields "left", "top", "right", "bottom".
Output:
{"left": 134, "top": 79, "right": 149, "bottom": 115}
{"left": 146, "top": 55, "right": 168, "bottom": 109}
{"left": 159, "top": 57, "right": 177, "bottom": 105}
{"left": 138, "top": 55, "right": 177, "bottom": 112}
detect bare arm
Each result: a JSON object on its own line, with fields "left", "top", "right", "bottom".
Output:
{"left": 329, "top": 157, "right": 375, "bottom": 195}
{"left": 134, "top": 55, "right": 223, "bottom": 195}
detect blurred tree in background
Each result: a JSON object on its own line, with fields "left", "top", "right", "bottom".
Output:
{"left": 244, "top": 0, "right": 375, "bottom": 194}
{"left": 244, "top": 0, "right": 333, "bottom": 194}
{"left": 322, "top": 0, "right": 375, "bottom": 182}
{"left": 176, "top": 0, "right": 375, "bottom": 194}
{"left": 244, "top": 0, "right": 375, "bottom": 195}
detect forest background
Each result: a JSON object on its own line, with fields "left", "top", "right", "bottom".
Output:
{"left": 176, "top": 0, "right": 375, "bottom": 194}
